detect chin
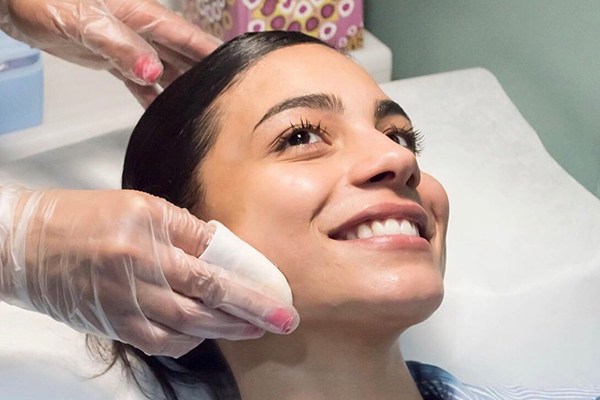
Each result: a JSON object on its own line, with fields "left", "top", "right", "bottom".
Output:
{"left": 358, "top": 266, "right": 445, "bottom": 329}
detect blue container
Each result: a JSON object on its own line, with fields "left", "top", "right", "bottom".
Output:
{"left": 0, "top": 30, "right": 44, "bottom": 135}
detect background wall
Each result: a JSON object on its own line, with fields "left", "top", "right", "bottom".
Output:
{"left": 365, "top": 0, "right": 600, "bottom": 199}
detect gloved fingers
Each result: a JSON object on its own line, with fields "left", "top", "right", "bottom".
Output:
{"left": 157, "top": 61, "right": 183, "bottom": 90}
{"left": 107, "top": 0, "right": 221, "bottom": 61}
{"left": 87, "top": 273, "right": 204, "bottom": 357}
{"left": 150, "top": 13, "right": 221, "bottom": 61}
{"left": 137, "top": 285, "right": 266, "bottom": 340}
{"left": 76, "top": 2, "right": 163, "bottom": 85}
{"left": 124, "top": 65, "right": 187, "bottom": 106}
{"left": 109, "top": 68, "right": 160, "bottom": 108}
{"left": 117, "top": 318, "right": 206, "bottom": 358}
{"left": 153, "top": 42, "right": 197, "bottom": 73}
{"left": 109, "top": 59, "right": 184, "bottom": 108}
{"left": 209, "top": 279, "right": 300, "bottom": 335}
{"left": 44, "top": 46, "right": 112, "bottom": 70}
{"left": 162, "top": 202, "right": 212, "bottom": 258}
{"left": 163, "top": 253, "right": 299, "bottom": 335}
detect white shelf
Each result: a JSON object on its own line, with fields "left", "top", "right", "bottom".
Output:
{"left": 0, "top": 30, "right": 391, "bottom": 166}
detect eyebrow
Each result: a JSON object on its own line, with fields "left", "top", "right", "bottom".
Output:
{"left": 252, "top": 94, "right": 411, "bottom": 132}
{"left": 374, "top": 99, "right": 410, "bottom": 122}
{"left": 253, "top": 93, "right": 344, "bottom": 131}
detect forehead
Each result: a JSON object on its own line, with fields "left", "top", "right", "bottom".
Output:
{"left": 218, "top": 44, "right": 388, "bottom": 118}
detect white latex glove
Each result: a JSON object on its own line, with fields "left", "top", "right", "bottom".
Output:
{"left": 0, "top": 0, "right": 221, "bottom": 108}
{"left": 0, "top": 185, "right": 299, "bottom": 358}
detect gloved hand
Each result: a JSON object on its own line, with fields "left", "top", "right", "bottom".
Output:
{"left": 0, "top": 0, "right": 221, "bottom": 108}
{"left": 0, "top": 185, "right": 299, "bottom": 357}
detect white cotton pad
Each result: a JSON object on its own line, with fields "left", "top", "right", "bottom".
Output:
{"left": 199, "top": 220, "right": 293, "bottom": 305}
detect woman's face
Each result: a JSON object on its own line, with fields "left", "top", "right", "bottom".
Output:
{"left": 199, "top": 44, "right": 450, "bottom": 336}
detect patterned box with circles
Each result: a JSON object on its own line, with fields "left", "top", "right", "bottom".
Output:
{"left": 182, "top": 0, "right": 364, "bottom": 50}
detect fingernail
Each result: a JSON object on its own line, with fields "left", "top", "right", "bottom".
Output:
{"left": 133, "top": 55, "right": 163, "bottom": 83}
{"left": 267, "top": 308, "right": 295, "bottom": 333}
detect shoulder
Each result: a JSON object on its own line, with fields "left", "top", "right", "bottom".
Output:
{"left": 406, "top": 361, "right": 600, "bottom": 400}
{"left": 406, "top": 360, "right": 475, "bottom": 400}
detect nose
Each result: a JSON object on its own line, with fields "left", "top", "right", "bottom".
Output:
{"left": 346, "top": 131, "right": 421, "bottom": 191}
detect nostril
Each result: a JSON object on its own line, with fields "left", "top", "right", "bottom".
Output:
{"left": 369, "top": 171, "right": 395, "bottom": 183}
{"left": 406, "top": 173, "right": 418, "bottom": 188}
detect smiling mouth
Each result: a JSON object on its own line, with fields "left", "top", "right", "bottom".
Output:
{"left": 330, "top": 218, "right": 425, "bottom": 241}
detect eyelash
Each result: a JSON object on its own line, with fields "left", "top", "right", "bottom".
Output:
{"left": 273, "top": 118, "right": 424, "bottom": 155}
{"left": 273, "top": 118, "right": 330, "bottom": 152}
{"left": 383, "top": 123, "right": 425, "bottom": 156}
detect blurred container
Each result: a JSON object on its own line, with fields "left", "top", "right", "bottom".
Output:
{"left": 0, "top": 31, "right": 44, "bottom": 135}
{"left": 181, "top": 0, "right": 364, "bottom": 50}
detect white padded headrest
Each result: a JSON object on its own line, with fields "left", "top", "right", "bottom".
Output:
{"left": 385, "top": 68, "right": 600, "bottom": 387}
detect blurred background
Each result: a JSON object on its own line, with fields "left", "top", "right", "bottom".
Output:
{"left": 365, "top": 1, "right": 600, "bottom": 199}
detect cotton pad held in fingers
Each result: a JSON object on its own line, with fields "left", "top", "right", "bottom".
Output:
{"left": 199, "top": 220, "right": 293, "bottom": 305}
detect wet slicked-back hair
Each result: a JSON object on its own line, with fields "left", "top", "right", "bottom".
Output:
{"left": 88, "top": 31, "right": 329, "bottom": 400}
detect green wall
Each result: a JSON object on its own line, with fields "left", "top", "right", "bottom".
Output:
{"left": 365, "top": 1, "right": 600, "bottom": 199}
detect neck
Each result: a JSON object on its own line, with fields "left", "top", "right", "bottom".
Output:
{"left": 216, "top": 324, "right": 423, "bottom": 400}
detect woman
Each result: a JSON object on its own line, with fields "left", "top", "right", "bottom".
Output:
{"left": 89, "top": 31, "right": 600, "bottom": 400}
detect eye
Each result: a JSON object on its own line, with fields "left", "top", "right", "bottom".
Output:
{"left": 383, "top": 123, "right": 424, "bottom": 156}
{"left": 387, "top": 132, "right": 409, "bottom": 147}
{"left": 274, "top": 119, "right": 328, "bottom": 152}
{"left": 286, "top": 130, "right": 322, "bottom": 147}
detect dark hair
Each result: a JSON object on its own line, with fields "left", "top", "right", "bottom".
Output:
{"left": 87, "top": 31, "right": 329, "bottom": 400}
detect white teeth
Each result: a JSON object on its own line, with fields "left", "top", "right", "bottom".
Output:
{"left": 342, "top": 218, "right": 421, "bottom": 240}
{"left": 399, "top": 219, "right": 418, "bottom": 236}
{"left": 357, "top": 224, "right": 374, "bottom": 239}
{"left": 383, "top": 218, "right": 402, "bottom": 234}
{"left": 371, "top": 220, "right": 386, "bottom": 236}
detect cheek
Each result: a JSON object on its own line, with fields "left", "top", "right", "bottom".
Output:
{"left": 418, "top": 173, "right": 450, "bottom": 273}
{"left": 242, "top": 165, "right": 327, "bottom": 244}
{"left": 229, "top": 165, "right": 335, "bottom": 308}
{"left": 420, "top": 173, "right": 450, "bottom": 233}
{"left": 205, "top": 162, "right": 333, "bottom": 270}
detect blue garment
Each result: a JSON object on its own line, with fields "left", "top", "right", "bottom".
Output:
{"left": 407, "top": 361, "right": 600, "bottom": 400}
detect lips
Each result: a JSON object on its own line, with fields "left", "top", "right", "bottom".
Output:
{"left": 328, "top": 202, "right": 432, "bottom": 242}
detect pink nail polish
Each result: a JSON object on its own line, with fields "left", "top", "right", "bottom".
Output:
{"left": 133, "top": 55, "right": 162, "bottom": 83}
{"left": 267, "top": 308, "right": 294, "bottom": 332}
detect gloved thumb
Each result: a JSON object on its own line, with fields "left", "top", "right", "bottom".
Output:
{"left": 78, "top": 3, "right": 163, "bottom": 85}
